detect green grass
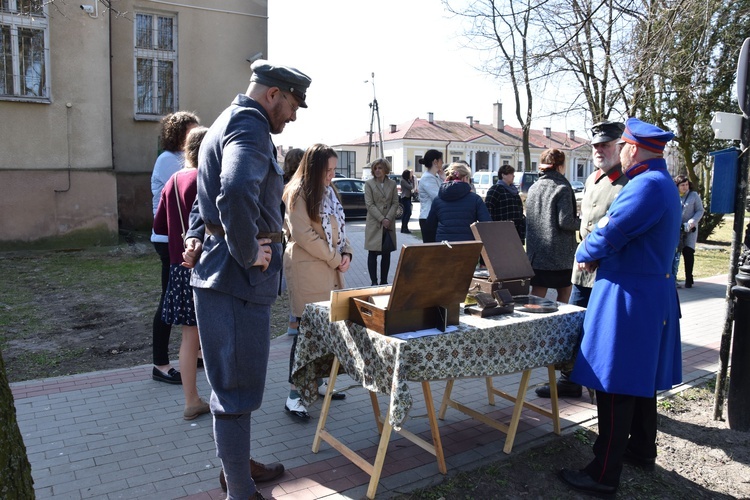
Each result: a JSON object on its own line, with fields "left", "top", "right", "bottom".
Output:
{"left": 689, "top": 214, "right": 737, "bottom": 280}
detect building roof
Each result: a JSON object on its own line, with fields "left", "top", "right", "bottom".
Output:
{"left": 342, "top": 117, "right": 590, "bottom": 151}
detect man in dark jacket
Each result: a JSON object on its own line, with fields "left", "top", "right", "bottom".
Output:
{"left": 184, "top": 60, "right": 310, "bottom": 500}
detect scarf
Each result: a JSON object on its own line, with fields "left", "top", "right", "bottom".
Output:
{"left": 320, "top": 186, "right": 347, "bottom": 253}
{"left": 497, "top": 179, "right": 519, "bottom": 195}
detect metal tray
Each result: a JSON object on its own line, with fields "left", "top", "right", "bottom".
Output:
{"left": 513, "top": 295, "right": 558, "bottom": 313}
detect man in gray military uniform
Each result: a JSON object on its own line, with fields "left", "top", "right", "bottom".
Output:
{"left": 536, "top": 121, "right": 628, "bottom": 399}
{"left": 185, "top": 60, "right": 311, "bottom": 500}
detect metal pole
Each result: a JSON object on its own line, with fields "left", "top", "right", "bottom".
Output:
{"left": 714, "top": 39, "right": 750, "bottom": 420}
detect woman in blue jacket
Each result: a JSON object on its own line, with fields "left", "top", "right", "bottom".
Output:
{"left": 427, "top": 163, "right": 491, "bottom": 242}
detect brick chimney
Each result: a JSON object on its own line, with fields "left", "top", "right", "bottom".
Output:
{"left": 390, "top": 124, "right": 397, "bottom": 133}
{"left": 467, "top": 115, "right": 474, "bottom": 127}
{"left": 493, "top": 102, "right": 504, "bottom": 131}
{"left": 568, "top": 130, "right": 575, "bottom": 141}
{"left": 428, "top": 112, "right": 434, "bottom": 123}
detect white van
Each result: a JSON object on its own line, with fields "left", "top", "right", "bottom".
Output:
{"left": 472, "top": 171, "right": 497, "bottom": 200}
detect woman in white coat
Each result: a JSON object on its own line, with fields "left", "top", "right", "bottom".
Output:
{"left": 417, "top": 149, "right": 444, "bottom": 243}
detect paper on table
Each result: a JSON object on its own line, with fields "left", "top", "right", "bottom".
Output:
{"left": 391, "top": 325, "right": 458, "bottom": 340}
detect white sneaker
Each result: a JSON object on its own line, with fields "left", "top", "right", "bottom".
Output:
{"left": 284, "top": 396, "right": 310, "bottom": 420}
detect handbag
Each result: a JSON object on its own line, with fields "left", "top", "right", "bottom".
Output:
{"left": 174, "top": 180, "right": 187, "bottom": 246}
{"left": 382, "top": 228, "right": 396, "bottom": 253}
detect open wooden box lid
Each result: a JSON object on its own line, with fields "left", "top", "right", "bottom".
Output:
{"left": 330, "top": 241, "right": 483, "bottom": 332}
{"left": 385, "top": 241, "right": 483, "bottom": 311}
{"left": 470, "top": 221, "right": 534, "bottom": 282}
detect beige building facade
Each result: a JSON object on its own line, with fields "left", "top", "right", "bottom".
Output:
{"left": 335, "top": 104, "right": 593, "bottom": 183}
{"left": 0, "top": 0, "right": 267, "bottom": 248}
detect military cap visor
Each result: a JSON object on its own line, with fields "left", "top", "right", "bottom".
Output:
{"left": 590, "top": 121, "right": 625, "bottom": 145}
{"left": 250, "top": 60, "right": 311, "bottom": 108}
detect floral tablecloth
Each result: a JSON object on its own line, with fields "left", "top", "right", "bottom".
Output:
{"left": 292, "top": 302, "right": 585, "bottom": 427}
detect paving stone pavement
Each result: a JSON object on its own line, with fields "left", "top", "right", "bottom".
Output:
{"left": 10, "top": 214, "right": 729, "bottom": 499}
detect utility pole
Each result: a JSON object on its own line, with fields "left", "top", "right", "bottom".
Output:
{"left": 365, "top": 73, "right": 383, "bottom": 163}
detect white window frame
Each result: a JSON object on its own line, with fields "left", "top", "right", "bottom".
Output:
{"left": 0, "top": 0, "right": 50, "bottom": 102}
{"left": 133, "top": 10, "right": 177, "bottom": 120}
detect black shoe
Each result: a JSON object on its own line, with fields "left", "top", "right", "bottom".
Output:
{"left": 558, "top": 469, "right": 616, "bottom": 497}
{"left": 152, "top": 367, "right": 182, "bottom": 385}
{"left": 401, "top": 229, "right": 411, "bottom": 234}
{"left": 535, "top": 379, "right": 583, "bottom": 398}
{"left": 623, "top": 448, "right": 656, "bottom": 471}
{"left": 318, "top": 382, "right": 346, "bottom": 400}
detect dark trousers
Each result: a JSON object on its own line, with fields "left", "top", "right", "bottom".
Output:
{"left": 682, "top": 246, "right": 695, "bottom": 284}
{"left": 584, "top": 390, "right": 657, "bottom": 487}
{"left": 400, "top": 197, "right": 412, "bottom": 231}
{"left": 419, "top": 218, "right": 436, "bottom": 243}
{"left": 152, "top": 242, "right": 172, "bottom": 366}
{"left": 368, "top": 250, "right": 391, "bottom": 285}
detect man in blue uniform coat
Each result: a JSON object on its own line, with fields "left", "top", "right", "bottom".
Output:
{"left": 185, "top": 60, "right": 311, "bottom": 500}
{"left": 559, "top": 118, "right": 682, "bottom": 497}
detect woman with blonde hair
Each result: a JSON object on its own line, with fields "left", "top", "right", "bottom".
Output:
{"left": 282, "top": 144, "right": 352, "bottom": 419}
{"left": 426, "top": 162, "right": 491, "bottom": 242}
{"left": 525, "top": 148, "right": 580, "bottom": 303}
{"left": 364, "top": 158, "right": 399, "bottom": 286}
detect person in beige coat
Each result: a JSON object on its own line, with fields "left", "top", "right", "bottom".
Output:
{"left": 364, "top": 158, "right": 399, "bottom": 285}
{"left": 282, "top": 144, "right": 353, "bottom": 420}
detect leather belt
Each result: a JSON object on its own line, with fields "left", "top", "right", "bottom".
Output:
{"left": 205, "top": 223, "right": 282, "bottom": 243}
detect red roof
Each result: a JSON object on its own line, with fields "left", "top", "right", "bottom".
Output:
{"left": 343, "top": 117, "right": 589, "bottom": 151}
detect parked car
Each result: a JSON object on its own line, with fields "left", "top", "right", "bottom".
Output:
{"left": 513, "top": 171, "right": 539, "bottom": 194}
{"left": 331, "top": 177, "right": 367, "bottom": 218}
{"left": 570, "top": 180, "right": 585, "bottom": 192}
{"left": 472, "top": 171, "right": 498, "bottom": 200}
{"left": 387, "top": 173, "right": 403, "bottom": 198}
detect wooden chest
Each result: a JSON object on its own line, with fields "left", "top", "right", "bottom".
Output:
{"left": 330, "top": 241, "right": 483, "bottom": 336}
{"left": 470, "top": 221, "right": 534, "bottom": 297}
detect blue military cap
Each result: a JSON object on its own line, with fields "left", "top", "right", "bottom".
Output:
{"left": 250, "top": 60, "right": 311, "bottom": 108}
{"left": 618, "top": 117, "right": 674, "bottom": 153}
{"left": 591, "top": 121, "right": 625, "bottom": 145}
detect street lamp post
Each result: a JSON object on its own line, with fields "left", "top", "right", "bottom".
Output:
{"left": 365, "top": 73, "right": 384, "bottom": 164}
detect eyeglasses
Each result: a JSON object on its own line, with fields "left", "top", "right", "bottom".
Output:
{"left": 280, "top": 92, "right": 299, "bottom": 114}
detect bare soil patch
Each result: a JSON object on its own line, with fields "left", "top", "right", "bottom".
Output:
{"left": 395, "top": 383, "right": 750, "bottom": 499}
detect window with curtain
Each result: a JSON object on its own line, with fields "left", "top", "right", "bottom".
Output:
{"left": 134, "top": 11, "right": 177, "bottom": 118}
{"left": 0, "top": 0, "right": 49, "bottom": 101}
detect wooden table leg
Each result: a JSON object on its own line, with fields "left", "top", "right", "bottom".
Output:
{"left": 366, "top": 417, "right": 394, "bottom": 499}
{"left": 370, "top": 391, "right": 384, "bottom": 434}
{"left": 437, "top": 379, "right": 455, "bottom": 420}
{"left": 312, "top": 357, "right": 340, "bottom": 453}
{"left": 502, "top": 369, "right": 532, "bottom": 454}
{"left": 421, "top": 381, "right": 447, "bottom": 474}
{"left": 486, "top": 376, "right": 496, "bottom": 406}
{"left": 547, "top": 364, "right": 561, "bottom": 434}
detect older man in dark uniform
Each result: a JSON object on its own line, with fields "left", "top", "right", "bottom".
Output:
{"left": 185, "top": 60, "right": 311, "bottom": 500}
{"left": 536, "top": 121, "right": 628, "bottom": 399}
{"left": 559, "top": 118, "right": 682, "bottom": 496}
